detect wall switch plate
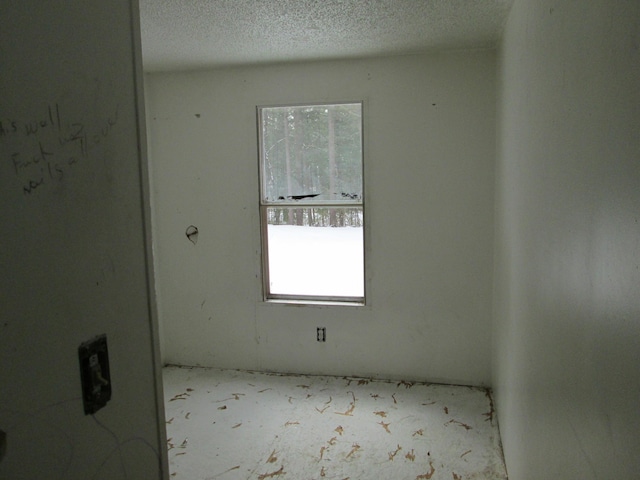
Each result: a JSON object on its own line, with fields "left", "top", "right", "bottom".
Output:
{"left": 78, "top": 334, "right": 111, "bottom": 415}
{"left": 317, "top": 327, "right": 326, "bottom": 342}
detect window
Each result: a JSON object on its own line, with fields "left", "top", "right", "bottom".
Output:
{"left": 258, "top": 102, "right": 364, "bottom": 303}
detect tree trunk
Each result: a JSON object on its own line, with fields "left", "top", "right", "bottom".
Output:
{"left": 283, "top": 109, "right": 294, "bottom": 224}
{"left": 328, "top": 108, "right": 337, "bottom": 226}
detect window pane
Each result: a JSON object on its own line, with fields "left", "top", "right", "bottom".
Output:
{"left": 261, "top": 104, "right": 363, "bottom": 204}
{"left": 266, "top": 206, "right": 364, "bottom": 298}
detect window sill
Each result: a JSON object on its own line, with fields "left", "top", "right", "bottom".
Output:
{"left": 263, "top": 298, "right": 365, "bottom": 308}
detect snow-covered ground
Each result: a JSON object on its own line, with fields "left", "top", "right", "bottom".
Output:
{"left": 267, "top": 225, "right": 364, "bottom": 297}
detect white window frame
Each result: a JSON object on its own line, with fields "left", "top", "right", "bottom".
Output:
{"left": 257, "top": 101, "right": 365, "bottom": 305}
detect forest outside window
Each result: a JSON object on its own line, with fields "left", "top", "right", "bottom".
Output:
{"left": 258, "top": 102, "right": 364, "bottom": 303}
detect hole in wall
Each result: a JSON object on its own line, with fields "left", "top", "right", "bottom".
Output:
{"left": 186, "top": 225, "right": 199, "bottom": 245}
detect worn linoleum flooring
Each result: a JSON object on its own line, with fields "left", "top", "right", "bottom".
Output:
{"left": 163, "top": 366, "right": 507, "bottom": 480}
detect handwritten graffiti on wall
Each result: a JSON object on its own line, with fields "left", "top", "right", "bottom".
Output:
{"left": 0, "top": 103, "right": 119, "bottom": 197}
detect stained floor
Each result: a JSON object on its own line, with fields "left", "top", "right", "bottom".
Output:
{"left": 163, "top": 366, "right": 508, "bottom": 480}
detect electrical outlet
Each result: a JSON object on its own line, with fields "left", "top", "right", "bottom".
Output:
{"left": 317, "top": 327, "right": 326, "bottom": 342}
{"left": 78, "top": 334, "right": 111, "bottom": 415}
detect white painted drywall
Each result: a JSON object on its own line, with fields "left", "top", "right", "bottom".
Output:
{"left": 494, "top": 1, "right": 640, "bottom": 478}
{"left": 147, "top": 51, "right": 496, "bottom": 386}
{"left": 0, "top": 2, "right": 167, "bottom": 478}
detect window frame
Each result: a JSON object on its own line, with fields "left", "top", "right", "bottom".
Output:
{"left": 257, "top": 101, "right": 366, "bottom": 305}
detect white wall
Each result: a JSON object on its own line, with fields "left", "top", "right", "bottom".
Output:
{"left": 494, "top": 1, "right": 640, "bottom": 478}
{"left": 0, "top": 1, "right": 167, "bottom": 478}
{"left": 147, "top": 51, "right": 496, "bottom": 386}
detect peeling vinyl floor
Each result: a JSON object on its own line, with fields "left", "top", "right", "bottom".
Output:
{"left": 163, "top": 366, "right": 508, "bottom": 480}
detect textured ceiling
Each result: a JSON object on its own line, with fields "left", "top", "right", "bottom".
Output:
{"left": 140, "top": 0, "right": 513, "bottom": 72}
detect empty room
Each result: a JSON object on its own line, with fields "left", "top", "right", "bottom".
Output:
{"left": 1, "top": 1, "right": 638, "bottom": 480}
{"left": 145, "top": 2, "right": 501, "bottom": 478}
